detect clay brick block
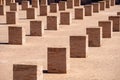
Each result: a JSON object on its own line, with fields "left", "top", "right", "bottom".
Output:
{"left": 84, "top": 5, "right": 93, "bottom": 16}
{"left": 8, "top": 26, "right": 25, "bottom": 45}
{"left": 10, "top": 3, "right": 18, "bottom": 11}
{"left": 60, "top": 12, "right": 71, "bottom": 25}
{"left": 32, "top": 0, "right": 39, "bottom": 8}
{"left": 99, "top": 1, "right": 106, "bottom": 11}
{"left": 109, "top": 16, "right": 120, "bottom": 32}
{"left": 86, "top": 27, "right": 102, "bottom": 47}
{"left": 0, "top": 5, "right": 4, "bottom": 15}
{"left": 27, "top": 8, "right": 36, "bottom": 19}
{"left": 50, "top": 3, "right": 58, "bottom": 13}
{"left": 104, "top": 0, "right": 111, "bottom": 8}
{"left": 58, "top": 1, "right": 66, "bottom": 11}
{"left": 67, "top": 0, "right": 73, "bottom": 9}
{"left": 13, "top": 64, "right": 43, "bottom": 80}
{"left": 22, "top": 1, "right": 29, "bottom": 10}
{"left": 48, "top": 47, "right": 69, "bottom": 73}
{"left": 111, "top": 0, "right": 115, "bottom": 6}
{"left": 74, "top": 0, "right": 80, "bottom": 6}
{"left": 99, "top": 21, "right": 112, "bottom": 38}
{"left": 6, "top": 11, "right": 17, "bottom": 24}
{"left": 75, "top": 8, "right": 84, "bottom": 19}
{"left": 70, "top": 36, "right": 88, "bottom": 58}
{"left": 47, "top": 16, "right": 58, "bottom": 30}
{"left": 40, "top": 5, "right": 47, "bottom": 16}
{"left": 92, "top": 3, "right": 100, "bottom": 13}
{"left": 40, "top": 0, "right": 47, "bottom": 5}
{"left": 30, "top": 21, "right": 44, "bottom": 36}
{"left": 117, "top": 12, "right": 120, "bottom": 15}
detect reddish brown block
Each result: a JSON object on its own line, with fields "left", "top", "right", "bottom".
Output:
{"left": 75, "top": 8, "right": 84, "bottom": 19}
{"left": 60, "top": 12, "right": 71, "bottom": 25}
{"left": 117, "top": 12, "right": 120, "bottom": 15}
{"left": 32, "top": 0, "right": 39, "bottom": 8}
{"left": 70, "top": 35, "right": 88, "bottom": 58}
{"left": 30, "top": 21, "right": 44, "bottom": 36}
{"left": 22, "top": 1, "right": 29, "bottom": 10}
{"left": 13, "top": 64, "right": 43, "bottom": 80}
{"left": 92, "top": 3, "right": 100, "bottom": 13}
{"left": 58, "top": 1, "right": 66, "bottom": 11}
{"left": 8, "top": 26, "right": 25, "bottom": 45}
{"left": 40, "top": 0, "right": 47, "bottom": 5}
{"left": 6, "top": 0, "right": 11, "bottom": 5}
{"left": 10, "top": 3, "right": 18, "bottom": 11}
{"left": 6, "top": 11, "right": 17, "bottom": 24}
{"left": 74, "top": 0, "right": 80, "bottom": 6}
{"left": 86, "top": 27, "right": 102, "bottom": 47}
{"left": 27, "top": 8, "right": 36, "bottom": 19}
{"left": 47, "top": 16, "right": 58, "bottom": 30}
{"left": 40, "top": 5, "right": 47, "bottom": 16}
{"left": 48, "top": 47, "right": 69, "bottom": 73}
{"left": 99, "top": 21, "right": 112, "bottom": 38}
{"left": 111, "top": 0, "right": 115, "bottom": 6}
{"left": 104, "top": 0, "right": 111, "bottom": 8}
{"left": 99, "top": 1, "right": 106, "bottom": 11}
{"left": 0, "top": 5, "right": 5, "bottom": 15}
{"left": 67, "top": 0, "right": 73, "bottom": 9}
{"left": 50, "top": 3, "right": 58, "bottom": 13}
{"left": 84, "top": 5, "right": 93, "bottom": 16}
{"left": 109, "top": 16, "right": 120, "bottom": 31}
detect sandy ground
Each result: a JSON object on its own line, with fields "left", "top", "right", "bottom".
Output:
{"left": 0, "top": 3, "right": 120, "bottom": 80}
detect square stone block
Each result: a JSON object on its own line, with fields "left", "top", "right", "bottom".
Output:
{"left": 6, "top": 0, "right": 11, "bottom": 5}
{"left": 10, "top": 3, "right": 18, "bottom": 11}
{"left": 47, "top": 16, "right": 58, "bottom": 30}
{"left": 40, "top": 0, "right": 47, "bottom": 5}
{"left": 0, "top": 5, "right": 5, "bottom": 15}
{"left": 6, "top": 11, "right": 17, "bottom": 24}
{"left": 99, "top": 1, "right": 106, "bottom": 11}
{"left": 67, "top": 0, "right": 73, "bottom": 9}
{"left": 32, "top": 0, "right": 39, "bottom": 8}
{"left": 50, "top": 3, "right": 58, "bottom": 13}
{"left": 22, "top": 1, "right": 29, "bottom": 10}
{"left": 75, "top": 8, "right": 84, "bottom": 19}
{"left": 30, "top": 21, "right": 44, "bottom": 36}
{"left": 60, "top": 12, "right": 71, "bottom": 25}
{"left": 111, "top": 0, "right": 115, "bottom": 6}
{"left": 84, "top": 5, "right": 93, "bottom": 16}
{"left": 58, "top": 1, "right": 66, "bottom": 11}
{"left": 74, "top": 0, "right": 80, "bottom": 6}
{"left": 86, "top": 27, "right": 102, "bottom": 47}
{"left": 109, "top": 16, "right": 120, "bottom": 31}
{"left": 27, "top": 8, "right": 36, "bottom": 19}
{"left": 40, "top": 5, "right": 47, "bottom": 16}
{"left": 70, "top": 35, "right": 88, "bottom": 58}
{"left": 13, "top": 64, "right": 43, "bottom": 80}
{"left": 47, "top": 47, "right": 69, "bottom": 73}
{"left": 117, "top": 12, "right": 120, "bottom": 15}
{"left": 104, "top": 0, "right": 111, "bottom": 8}
{"left": 92, "top": 3, "right": 100, "bottom": 13}
{"left": 99, "top": 21, "right": 112, "bottom": 38}
{"left": 8, "top": 26, "right": 25, "bottom": 45}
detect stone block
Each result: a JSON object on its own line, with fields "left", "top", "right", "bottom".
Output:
{"left": 0, "top": 5, "right": 5, "bottom": 15}
{"left": 99, "top": 1, "right": 106, "bottom": 11}
{"left": 10, "top": 3, "right": 18, "bottom": 11}
{"left": 40, "top": 5, "right": 47, "bottom": 16}
{"left": 84, "top": 5, "right": 93, "bottom": 16}
{"left": 104, "top": 0, "right": 111, "bottom": 8}
{"left": 22, "top": 1, "right": 29, "bottom": 10}
{"left": 74, "top": 0, "right": 80, "bottom": 6}
{"left": 50, "top": 3, "right": 58, "bottom": 13}
{"left": 92, "top": 3, "right": 100, "bottom": 13}
{"left": 75, "top": 8, "right": 84, "bottom": 19}
{"left": 40, "top": 0, "right": 47, "bottom": 5}
{"left": 32, "top": 0, "right": 39, "bottom": 8}
{"left": 117, "top": 12, "right": 120, "bottom": 15}
{"left": 58, "top": 1, "right": 66, "bottom": 11}
{"left": 67, "top": 0, "right": 73, "bottom": 9}
{"left": 27, "top": 8, "right": 36, "bottom": 19}
{"left": 111, "top": 0, "right": 115, "bottom": 6}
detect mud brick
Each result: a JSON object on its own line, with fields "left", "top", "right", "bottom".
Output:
{"left": 30, "top": 21, "right": 44, "bottom": 36}
{"left": 60, "top": 12, "right": 71, "bottom": 25}
{"left": 111, "top": 0, "right": 115, "bottom": 6}
{"left": 8, "top": 26, "right": 25, "bottom": 45}
{"left": 67, "top": 0, "right": 73, "bottom": 9}
{"left": 22, "top": 1, "right": 29, "bottom": 10}
{"left": 70, "top": 35, "right": 88, "bottom": 58}
{"left": 50, "top": 3, "right": 58, "bottom": 13}
{"left": 0, "top": 5, "right": 5, "bottom": 15}
{"left": 10, "top": 3, "right": 18, "bottom": 11}
{"left": 86, "top": 27, "right": 102, "bottom": 47}
{"left": 75, "top": 8, "right": 84, "bottom": 19}
{"left": 13, "top": 64, "right": 43, "bottom": 80}
{"left": 109, "top": 16, "right": 120, "bottom": 31}
{"left": 58, "top": 1, "right": 66, "bottom": 11}
{"left": 40, "top": 5, "right": 47, "bottom": 16}
{"left": 104, "top": 0, "right": 111, "bottom": 8}
{"left": 47, "top": 16, "right": 58, "bottom": 30}
{"left": 92, "top": 3, "right": 100, "bottom": 13}
{"left": 99, "top": 1, "right": 106, "bottom": 11}
{"left": 6, "top": 11, "right": 17, "bottom": 24}
{"left": 27, "top": 8, "right": 36, "bottom": 19}
{"left": 117, "top": 12, "right": 120, "bottom": 15}
{"left": 99, "top": 21, "right": 112, "bottom": 38}
{"left": 32, "top": 0, "right": 39, "bottom": 8}
{"left": 48, "top": 47, "right": 69, "bottom": 73}
{"left": 74, "top": 0, "right": 80, "bottom": 6}
{"left": 40, "top": 0, "right": 47, "bottom": 5}
{"left": 84, "top": 5, "right": 93, "bottom": 16}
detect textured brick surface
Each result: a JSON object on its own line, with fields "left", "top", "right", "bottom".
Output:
{"left": 104, "top": 0, "right": 111, "bottom": 8}
{"left": 47, "top": 16, "right": 58, "bottom": 30}
{"left": 84, "top": 5, "right": 93, "bottom": 16}
{"left": 10, "top": 3, "right": 18, "bottom": 11}
{"left": 0, "top": 5, "right": 4, "bottom": 15}
{"left": 13, "top": 64, "right": 43, "bottom": 80}
{"left": 32, "top": 0, "right": 39, "bottom": 8}
{"left": 99, "top": 21, "right": 112, "bottom": 38}
{"left": 27, "top": 8, "right": 36, "bottom": 19}
{"left": 48, "top": 47, "right": 68, "bottom": 73}
{"left": 70, "top": 36, "right": 88, "bottom": 58}
{"left": 111, "top": 0, "right": 115, "bottom": 6}
{"left": 74, "top": 0, "right": 80, "bottom": 6}
{"left": 67, "top": 0, "right": 73, "bottom": 9}
{"left": 117, "top": 12, "right": 120, "bottom": 15}
{"left": 40, "top": 5, "right": 47, "bottom": 16}
{"left": 60, "top": 12, "right": 71, "bottom": 25}
{"left": 86, "top": 28, "right": 102, "bottom": 47}
{"left": 58, "top": 1, "right": 66, "bottom": 11}
{"left": 92, "top": 3, "right": 100, "bottom": 13}
{"left": 40, "top": 0, "right": 47, "bottom": 5}
{"left": 8, "top": 26, "right": 25, "bottom": 45}
{"left": 109, "top": 16, "right": 120, "bottom": 31}
{"left": 75, "top": 8, "right": 84, "bottom": 19}
{"left": 22, "top": 1, "right": 29, "bottom": 10}
{"left": 99, "top": 1, "right": 106, "bottom": 11}
{"left": 50, "top": 3, "right": 58, "bottom": 13}
{"left": 30, "top": 21, "right": 44, "bottom": 36}
{"left": 6, "top": 0, "right": 11, "bottom": 5}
